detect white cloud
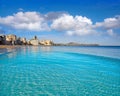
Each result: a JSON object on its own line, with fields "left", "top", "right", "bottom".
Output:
{"left": 44, "top": 11, "right": 67, "bottom": 21}
{"left": 0, "top": 12, "right": 50, "bottom": 31}
{"left": 51, "top": 14, "right": 94, "bottom": 36}
{"left": 94, "top": 15, "right": 120, "bottom": 36}
{"left": 95, "top": 15, "right": 120, "bottom": 29}
{"left": 0, "top": 11, "right": 119, "bottom": 37}
{"left": 51, "top": 14, "right": 75, "bottom": 31}
{"left": 18, "top": 8, "right": 24, "bottom": 11}
{"left": 107, "top": 29, "right": 115, "bottom": 36}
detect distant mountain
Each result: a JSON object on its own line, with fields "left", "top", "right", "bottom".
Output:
{"left": 54, "top": 42, "right": 99, "bottom": 46}
{"left": 67, "top": 42, "right": 99, "bottom": 46}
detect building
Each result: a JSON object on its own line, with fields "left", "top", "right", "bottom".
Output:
{"left": 0, "top": 35, "right": 6, "bottom": 44}
{"left": 21, "top": 38, "right": 27, "bottom": 45}
{"left": 29, "top": 36, "right": 39, "bottom": 45}
{"left": 5, "top": 34, "right": 17, "bottom": 45}
{"left": 40, "top": 40, "right": 53, "bottom": 45}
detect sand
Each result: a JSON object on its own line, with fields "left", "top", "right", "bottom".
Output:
{"left": 0, "top": 45, "right": 20, "bottom": 49}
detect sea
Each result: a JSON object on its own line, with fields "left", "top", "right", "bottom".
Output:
{"left": 0, "top": 46, "right": 120, "bottom": 96}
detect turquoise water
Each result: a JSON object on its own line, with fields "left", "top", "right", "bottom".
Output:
{"left": 0, "top": 46, "right": 120, "bottom": 96}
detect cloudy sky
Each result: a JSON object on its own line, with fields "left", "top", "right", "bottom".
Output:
{"left": 0, "top": 0, "right": 120, "bottom": 45}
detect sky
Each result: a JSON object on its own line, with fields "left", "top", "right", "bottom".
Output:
{"left": 0, "top": 0, "right": 120, "bottom": 45}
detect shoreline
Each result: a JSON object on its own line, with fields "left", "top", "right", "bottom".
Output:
{"left": 0, "top": 45, "right": 120, "bottom": 49}
{"left": 0, "top": 45, "right": 22, "bottom": 49}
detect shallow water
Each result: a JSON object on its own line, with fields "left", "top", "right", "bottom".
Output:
{"left": 0, "top": 46, "right": 120, "bottom": 96}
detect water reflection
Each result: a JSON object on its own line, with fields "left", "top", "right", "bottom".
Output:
{"left": 6, "top": 48, "right": 17, "bottom": 58}
{"left": 1, "top": 46, "right": 120, "bottom": 59}
{"left": 16, "top": 46, "right": 53, "bottom": 57}
{"left": 0, "top": 48, "right": 17, "bottom": 59}
{"left": 25, "top": 46, "right": 52, "bottom": 52}
{"left": 31, "top": 46, "right": 39, "bottom": 53}
{"left": 40, "top": 46, "right": 52, "bottom": 52}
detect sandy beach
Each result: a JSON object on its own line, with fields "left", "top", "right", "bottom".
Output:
{"left": 0, "top": 45, "right": 21, "bottom": 49}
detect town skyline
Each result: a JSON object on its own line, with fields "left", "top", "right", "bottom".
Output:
{"left": 0, "top": 0, "right": 120, "bottom": 45}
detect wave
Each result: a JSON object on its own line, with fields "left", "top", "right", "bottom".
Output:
{"left": 61, "top": 51, "right": 120, "bottom": 61}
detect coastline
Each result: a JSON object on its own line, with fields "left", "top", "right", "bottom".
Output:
{"left": 0, "top": 45, "right": 120, "bottom": 49}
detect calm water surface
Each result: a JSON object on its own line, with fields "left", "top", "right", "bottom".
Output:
{"left": 0, "top": 46, "right": 120, "bottom": 96}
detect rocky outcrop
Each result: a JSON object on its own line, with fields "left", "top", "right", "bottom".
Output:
{"left": 40, "top": 40, "right": 53, "bottom": 45}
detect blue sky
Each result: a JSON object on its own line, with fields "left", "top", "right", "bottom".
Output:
{"left": 0, "top": 0, "right": 120, "bottom": 45}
